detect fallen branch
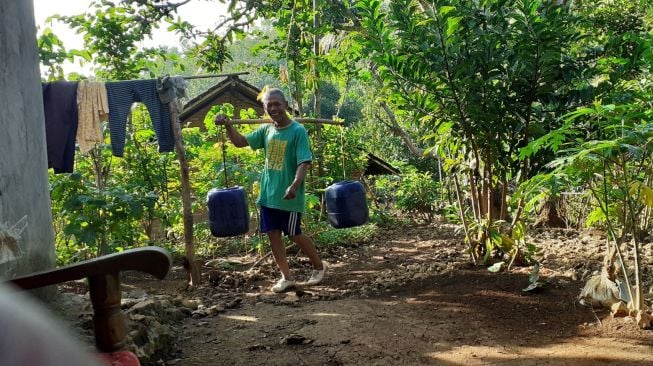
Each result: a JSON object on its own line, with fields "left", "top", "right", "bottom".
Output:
{"left": 247, "top": 243, "right": 297, "bottom": 272}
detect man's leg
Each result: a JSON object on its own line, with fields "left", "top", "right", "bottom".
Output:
{"left": 291, "top": 234, "right": 323, "bottom": 270}
{"left": 268, "top": 229, "right": 293, "bottom": 280}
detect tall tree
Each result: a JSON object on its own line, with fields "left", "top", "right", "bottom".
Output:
{"left": 355, "top": 0, "right": 580, "bottom": 260}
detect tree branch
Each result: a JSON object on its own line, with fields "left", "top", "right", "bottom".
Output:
{"left": 323, "top": 0, "right": 362, "bottom": 28}
{"left": 376, "top": 102, "right": 437, "bottom": 160}
{"left": 130, "top": 0, "right": 191, "bottom": 10}
{"left": 153, "top": 0, "right": 191, "bottom": 10}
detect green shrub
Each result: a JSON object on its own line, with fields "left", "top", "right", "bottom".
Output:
{"left": 375, "top": 166, "right": 440, "bottom": 221}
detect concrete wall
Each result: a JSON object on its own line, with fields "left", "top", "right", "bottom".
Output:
{"left": 0, "top": 1, "right": 57, "bottom": 278}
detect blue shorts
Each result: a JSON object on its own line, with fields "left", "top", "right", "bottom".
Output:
{"left": 260, "top": 206, "right": 302, "bottom": 237}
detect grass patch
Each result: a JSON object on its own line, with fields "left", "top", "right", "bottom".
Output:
{"left": 312, "top": 222, "right": 379, "bottom": 247}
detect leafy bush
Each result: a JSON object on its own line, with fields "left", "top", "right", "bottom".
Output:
{"left": 374, "top": 165, "right": 440, "bottom": 221}
{"left": 50, "top": 172, "right": 156, "bottom": 264}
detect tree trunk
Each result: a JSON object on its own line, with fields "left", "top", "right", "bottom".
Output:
{"left": 453, "top": 174, "right": 477, "bottom": 265}
{"left": 313, "top": 0, "right": 325, "bottom": 180}
{"left": 484, "top": 162, "right": 492, "bottom": 223}
{"left": 500, "top": 179, "right": 508, "bottom": 221}
{"left": 468, "top": 170, "right": 481, "bottom": 222}
{"left": 0, "top": 0, "right": 57, "bottom": 284}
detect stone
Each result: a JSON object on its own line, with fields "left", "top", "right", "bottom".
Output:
{"left": 225, "top": 298, "right": 243, "bottom": 309}
{"left": 610, "top": 302, "right": 629, "bottom": 318}
{"left": 129, "top": 314, "right": 151, "bottom": 322}
{"left": 181, "top": 299, "right": 202, "bottom": 310}
{"left": 591, "top": 253, "right": 604, "bottom": 261}
{"left": 282, "top": 293, "right": 300, "bottom": 304}
{"left": 121, "top": 298, "right": 142, "bottom": 309}
{"left": 413, "top": 272, "right": 429, "bottom": 280}
{"left": 636, "top": 311, "right": 652, "bottom": 330}
{"left": 162, "top": 307, "right": 184, "bottom": 322}
{"left": 562, "top": 270, "right": 576, "bottom": 280}
{"left": 279, "top": 333, "right": 313, "bottom": 345}
{"left": 127, "top": 317, "right": 175, "bottom": 362}
{"left": 247, "top": 343, "right": 271, "bottom": 351}
{"left": 126, "top": 289, "right": 148, "bottom": 299}
{"left": 191, "top": 309, "right": 208, "bottom": 318}
{"left": 128, "top": 299, "right": 158, "bottom": 315}
{"left": 54, "top": 292, "right": 92, "bottom": 313}
{"left": 208, "top": 304, "right": 225, "bottom": 315}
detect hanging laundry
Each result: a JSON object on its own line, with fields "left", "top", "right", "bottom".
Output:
{"left": 105, "top": 79, "right": 173, "bottom": 157}
{"left": 156, "top": 75, "right": 187, "bottom": 104}
{"left": 42, "top": 81, "right": 79, "bottom": 173}
{"left": 76, "top": 81, "right": 109, "bottom": 153}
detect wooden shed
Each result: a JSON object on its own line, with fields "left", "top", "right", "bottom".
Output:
{"left": 180, "top": 75, "right": 268, "bottom": 128}
{"left": 365, "top": 152, "right": 400, "bottom": 176}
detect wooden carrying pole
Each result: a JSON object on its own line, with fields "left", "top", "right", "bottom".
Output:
{"left": 229, "top": 118, "right": 344, "bottom": 126}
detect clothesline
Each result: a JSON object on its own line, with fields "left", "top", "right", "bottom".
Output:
{"left": 59, "top": 72, "right": 251, "bottom": 83}
{"left": 181, "top": 72, "right": 249, "bottom": 80}
{"left": 107, "top": 71, "right": 250, "bottom": 82}
{"left": 42, "top": 71, "right": 344, "bottom": 174}
{"left": 42, "top": 74, "right": 187, "bottom": 172}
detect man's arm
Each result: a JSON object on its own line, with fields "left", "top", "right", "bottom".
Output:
{"left": 284, "top": 162, "right": 311, "bottom": 200}
{"left": 215, "top": 115, "right": 249, "bottom": 147}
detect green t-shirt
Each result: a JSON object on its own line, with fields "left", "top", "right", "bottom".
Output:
{"left": 245, "top": 121, "right": 312, "bottom": 212}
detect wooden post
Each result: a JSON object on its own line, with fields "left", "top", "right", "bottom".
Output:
{"left": 169, "top": 102, "right": 201, "bottom": 286}
{"left": 88, "top": 273, "right": 126, "bottom": 352}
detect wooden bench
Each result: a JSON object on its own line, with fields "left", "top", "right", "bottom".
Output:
{"left": 9, "top": 247, "right": 172, "bottom": 358}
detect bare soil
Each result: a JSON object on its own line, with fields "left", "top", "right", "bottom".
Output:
{"left": 120, "top": 222, "right": 652, "bottom": 365}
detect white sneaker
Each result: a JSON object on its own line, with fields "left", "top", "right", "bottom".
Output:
{"left": 305, "top": 264, "right": 326, "bottom": 286}
{"left": 272, "top": 278, "right": 295, "bottom": 293}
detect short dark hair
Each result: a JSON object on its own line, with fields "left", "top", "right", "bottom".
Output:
{"left": 261, "top": 88, "right": 287, "bottom": 104}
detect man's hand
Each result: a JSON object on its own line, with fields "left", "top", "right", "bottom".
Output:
{"left": 214, "top": 114, "right": 230, "bottom": 125}
{"left": 283, "top": 186, "right": 297, "bottom": 200}
{"left": 213, "top": 114, "right": 250, "bottom": 147}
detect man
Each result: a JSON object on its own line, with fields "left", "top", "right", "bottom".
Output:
{"left": 214, "top": 87, "right": 325, "bottom": 293}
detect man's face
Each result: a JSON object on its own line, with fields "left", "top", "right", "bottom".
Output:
{"left": 263, "top": 94, "right": 288, "bottom": 122}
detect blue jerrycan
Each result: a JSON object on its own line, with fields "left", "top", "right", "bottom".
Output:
{"left": 207, "top": 186, "right": 249, "bottom": 237}
{"left": 325, "top": 181, "right": 369, "bottom": 228}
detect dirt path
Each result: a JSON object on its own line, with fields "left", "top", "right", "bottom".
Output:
{"left": 126, "top": 223, "right": 652, "bottom": 365}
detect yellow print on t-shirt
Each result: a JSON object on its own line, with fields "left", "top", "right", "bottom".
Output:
{"left": 267, "top": 139, "right": 287, "bottom": 170}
